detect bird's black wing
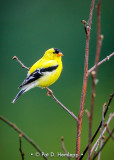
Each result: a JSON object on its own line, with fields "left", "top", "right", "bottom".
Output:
{"left": 19, "top": 69, "right": 42, "bottom": 88}
{"left": 19, "top": 65, "right": 58, "bottom": 88}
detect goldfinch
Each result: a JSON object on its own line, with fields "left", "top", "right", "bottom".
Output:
{"left": 12, "top": 48, "right": 63, "bottom": 103}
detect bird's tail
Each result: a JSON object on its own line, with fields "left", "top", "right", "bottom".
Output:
{"left": 12, "top": 89, "right": 26, "bottom": 103}
{"left": 12, "top": 80, "right": 38, "bottom": 103}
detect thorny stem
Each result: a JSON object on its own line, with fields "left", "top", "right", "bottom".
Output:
{"left": 88, "top": 1, "right": 102, "bottom": 159}
{"left": 91, "top": 113, "right": 114, "bottom": 155}
{"left": 46, "top": 87, "right": 78, "bottom": 123}
{"left": 79, "top": 93, "right": 114, "bottom": 160}
{"left": 61, "top": 136, "right": 71, "bottom": 160}
{"left": 92, "top": 129, "right": 114, "bottom": 160}
{"left": 12, "top": 56, "right": 29, "bottom": 70}
{"left": 19, "top": 134, "right": 25, "bottom": 160}
{"left": 0, "top": 115, "right": 48, "bottom": 160}
{"left": 76, "top": 0, "right": 96, "bottom": 159}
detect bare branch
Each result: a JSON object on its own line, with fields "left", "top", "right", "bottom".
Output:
{"left": 76, "top": 0, "right": 96, "bottom": 159}
{"left": 12, "top": 56, "right": 29, "bottom": 70}
{"left": 85, "top": 109, "right": 90, "bottom": 120}
{"left": 0, "top": 115, "right": 48, "bottom": 160}
{"left": 88, "top": 71, "right": 96, "bottom": 160}
{"left": 88, "top": 1, "right": 103, "bottom": 158}
{"left": 19, "top": 134, "right": 24, "bottom": 160}
{"left": 61, "top": 136, "right": 70, "bottom": 160}
{"left": 45, "top": 87, "right": 78, "bottom": 123}
{"left": 97, "top": 103, "right": 105, "bottom": 160}
{"left": 79, "top": 93, "right": 114, "bottom": 160}
{"left": 88, "top": 52, "right": 114, "bottom": 74}
{"left": 81, "top": 20, "right": 87, "bottom": 35}
{"left": 95, "top": 0, "right": 102, "bottom": 73}
{"left": 92, "top": 141, "right": 99, "bottom": 158}
{"left": 106, "top": 127, "right": 114, "bottom": 140}
{"left": 91, "top": 113, "right": 114, "bottom": 155}
{"left": 92, "top": 129, "right": 114, "bottom": 160}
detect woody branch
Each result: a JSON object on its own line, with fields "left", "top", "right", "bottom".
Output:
{"left": 76, "top": 0, "right": 96, "bottom": 159}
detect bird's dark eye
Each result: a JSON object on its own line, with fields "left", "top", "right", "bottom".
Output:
{"left": 53, "top": 48, "right": 61, "bottom": 54}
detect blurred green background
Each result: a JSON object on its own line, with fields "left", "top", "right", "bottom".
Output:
{"left": 0, "top": 0, "right": 114, "bottom": 159}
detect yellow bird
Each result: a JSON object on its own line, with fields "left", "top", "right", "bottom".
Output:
{"left": 12, "top": 48, "right": 63, "bottom": 103}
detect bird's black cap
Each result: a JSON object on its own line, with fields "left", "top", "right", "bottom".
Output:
{"left": 54, "top": 48, "right": 61, "bottom": 54}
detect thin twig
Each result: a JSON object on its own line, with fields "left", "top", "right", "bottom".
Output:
{"left": 46, "top": 87, "right": 78, "bottom": 123}
{"left": 61, "top": 136, "right": 71, "bottom": 160}
{"left": 81, "top": 20, "right": 87, "bottom": 35}
{"left": 12, "top": 56, "right": 29, "bottom": 70}
{"left": 88, "top": 1, "right": 103, "bottom": 158}
{"left": 93, "top": 142, "right": 99, "bottom": 158}
{"left": 88, "top": 71, "right": 96, "bottom": 160}
{"left": 97, "top": 103, "right": 105, "bottom": 160}
{"left": 95, "top": 0, "right": 102, "bottom": 72}
{"left": 0, "top": 115, "right": 48, "bottom": 160}
{"left": 85, "top": 110, "right": 90, "bottom": 120}
{"left": 76, "top": 0, "right": 96, "bottom": 159}
{"left": 91, "top": 113, "right": 114, "bottom": 155}
{"left": 106, "top": 127, "right": 114, "bottom": 140}
{"left": 79, "top": 93, "right": 114, "bottom": 160}
{"left": 92, "top": 129, "right": 114, "bottom": 160}
{"left": 88, "top": 52, "right": 114, "bottom": 74}
{"left": 19, "top": 134, "right": 24, "bottom": 160}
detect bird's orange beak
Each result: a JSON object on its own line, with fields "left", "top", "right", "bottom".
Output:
{"left": 57, "top": 52, "right": 63, "bottom": 57}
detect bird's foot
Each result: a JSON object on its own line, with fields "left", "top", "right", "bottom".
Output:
{"left": 45, "top": 87, "right": 53, "bottom": 96}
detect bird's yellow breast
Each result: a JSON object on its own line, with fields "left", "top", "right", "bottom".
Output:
{"left": 29, "top": 57, "right": 63, "bottom": 88}
{"left": 38, "top": 64, "right": 62, "bottom": 87}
